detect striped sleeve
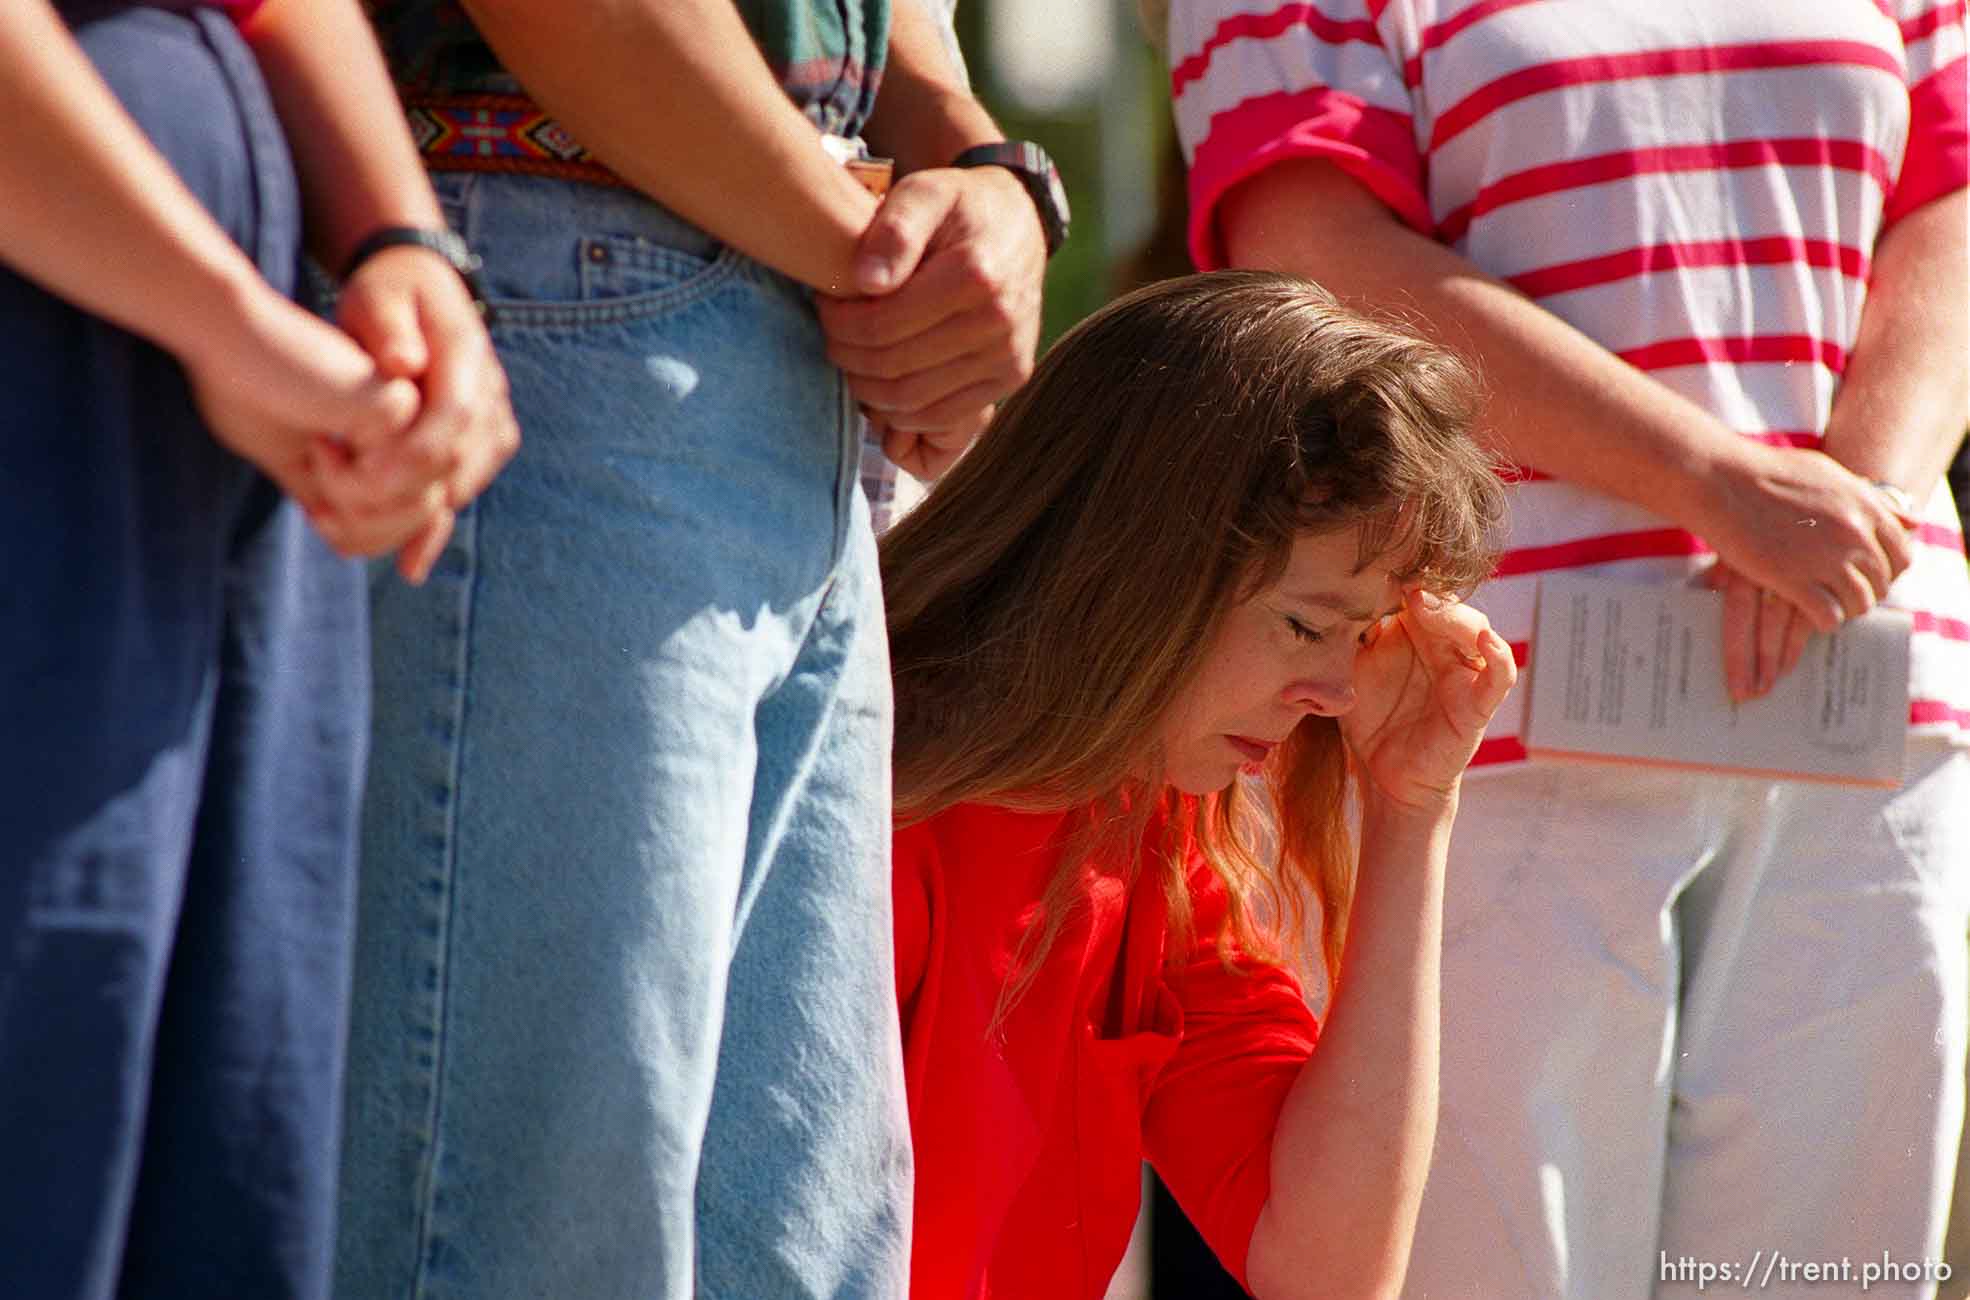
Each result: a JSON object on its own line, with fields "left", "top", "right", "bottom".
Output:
{"left": 1885, "top": 0, "right": 1968, "bottom": 224}
{"left": 1170, "top": 0, "right": 1429, "bottom": 269}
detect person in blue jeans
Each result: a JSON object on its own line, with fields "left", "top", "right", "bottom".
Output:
{"left": 0, "top": 1, "right": 515, "bottom": 1296}
{"left": 334, "top": 1, "right": 1059, "bottom": 1295}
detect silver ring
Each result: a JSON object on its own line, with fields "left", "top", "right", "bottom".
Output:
{"left": 1870, "top": 479, "right": 1918, "bottom": 520}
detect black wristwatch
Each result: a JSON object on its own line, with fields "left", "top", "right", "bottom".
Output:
{"left": 340, "top": 225, "right": 490, "bottom": 316}
{"left": 951, "top": 142, "right": 1071, "bottom": 258}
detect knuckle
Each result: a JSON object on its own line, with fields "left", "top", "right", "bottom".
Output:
{"left": 980, "top": 293, "right": 1017, "bottom": 331}
{"left": 954, "top": 250, "right": 996, "bottom": 294}
{"left": 431, "top": 389, "right": 474, "bottom": 433}
{"left": 852, "top": 374, "right": 898, "bottom": 409}
{"left": 869, "top": 216, "right": 916, "bottom": 259}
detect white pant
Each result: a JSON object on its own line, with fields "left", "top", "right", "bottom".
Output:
{"left": 1404, "top": 743, "right": 1970, "bottom": 1300}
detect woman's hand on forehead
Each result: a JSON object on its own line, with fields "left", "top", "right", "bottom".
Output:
{"left": 1340, "top": 587, "right": 1516, "bottom": 814}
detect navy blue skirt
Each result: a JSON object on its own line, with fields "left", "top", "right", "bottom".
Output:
{"left": 0, "top": 9, "right": 366, "bottom": 1298}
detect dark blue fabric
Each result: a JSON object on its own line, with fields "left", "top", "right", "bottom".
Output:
{"left": 0, "top": 10, "right": 366, "bottom": 1299}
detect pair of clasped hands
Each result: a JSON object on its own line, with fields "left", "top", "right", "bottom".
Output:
{"left": 189, "top": 243, "right": 518, "bottom": 583}
{"left": 1699, "top": 449, "right": 1921, "bottom": 704}
{"left": 813, "top": 165, "right": 1047, "bottom": 481}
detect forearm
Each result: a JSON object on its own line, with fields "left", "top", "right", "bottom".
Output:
{"left": 1245, "top": 798, "right": 1449, "bottom": 1299}
{"left": 862, "top": 0, "right": 1001, "bottom": 174}
{"left": 458, "top": 0, "right": 876, "bottom": 294}
{"left": 1222, "top": 159, "right": 1764, "bottom": 531}
{"left": 0, "top": 2, "right": 282, "bottom": 370}
{"left": 1818, "top": 189, "right": 1969, "bottom": 502}
{"left": 239, "top": 0, "right": 443, "bottom": 273}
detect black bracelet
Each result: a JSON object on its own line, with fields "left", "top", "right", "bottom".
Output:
{"left": 340, "top": 226, "right": 490, "bottom": 316}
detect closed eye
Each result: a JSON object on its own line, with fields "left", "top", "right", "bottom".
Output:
{"left": 1287, "top": 616, "right": 1324, "bottom": 645}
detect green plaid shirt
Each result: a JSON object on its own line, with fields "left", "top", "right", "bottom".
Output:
{"left": 369, "top": 0, "right": 889, "bottom": 139}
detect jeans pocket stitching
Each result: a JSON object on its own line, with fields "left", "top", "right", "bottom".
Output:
{"left": 488, "top": 243, "right": 749, "bottom": 331}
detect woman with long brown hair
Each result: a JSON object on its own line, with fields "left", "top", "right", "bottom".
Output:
{"left": 882, "top": 270, "right": 1514, "bottom": 1298}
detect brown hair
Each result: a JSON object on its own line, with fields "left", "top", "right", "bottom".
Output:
{"left": 882, "top": 270, "right": 1503, "bottom": 993}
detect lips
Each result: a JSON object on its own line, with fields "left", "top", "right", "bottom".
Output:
{"left": 1226, "top": 735, "right": 1277, "bottom": 764}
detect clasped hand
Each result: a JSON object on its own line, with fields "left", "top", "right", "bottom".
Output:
{"left": 188, "top": 244, "right": 518, "bottom": 583}
{"left": 816, "top": 163, "right": 1046, "bottom": 479}
{"left": 1340, "top": 588, "right": 1518, "bottom": 815}
{"left": 1699, "top": 444, "right": 1917, "bottom": 701}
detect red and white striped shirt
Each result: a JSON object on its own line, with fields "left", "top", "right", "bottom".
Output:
{"left": 1173, "top": 0, "right": 1970, "bottom": 767}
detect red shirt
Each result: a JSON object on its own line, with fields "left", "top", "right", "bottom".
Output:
{"left": 894, "top": 803, "right": 1320, "bottom": 1299}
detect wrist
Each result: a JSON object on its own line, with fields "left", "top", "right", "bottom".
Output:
{"left": 306, "top": 194, "right": 448, "bottom": 279}
{"left": 783, "top": 172, "right": 883, "bottom": 296}
{"left": 1814, "top": 437, "right": 1921, "bottom": 506}
{"left": 1359, "top": 785, "right": 1460, "bottom": 839}
{"left": 868, "top": 84, "right": 1001, "bottom": 175}
{"left": 340, "top": 226, "right": 488, "bottom": 313}
{"left": 1684, "top": 432, "right": 1776, "bottom": 538}
{"left": 172, "top": 251, "right": 287, "bottom": 375}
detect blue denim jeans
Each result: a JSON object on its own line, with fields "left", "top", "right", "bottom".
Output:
{"left": 335, "top": 173, "right": 910, "bottom": 1299}
{"left": 0, "top": 9, "right": 365, "bottom": 1298}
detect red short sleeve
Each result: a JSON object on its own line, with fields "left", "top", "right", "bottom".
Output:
{"left": 1885, "top": 2, "right": 1968, "bottom": 226}
{"left": 1168, "top": 0, "right": 1429, "bottom": 269}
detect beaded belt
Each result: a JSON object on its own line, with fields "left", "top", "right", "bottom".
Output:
{"left": 405, "top": 93, "right": 892, "bottom": 196}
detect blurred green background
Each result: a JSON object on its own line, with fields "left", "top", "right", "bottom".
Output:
{"left": 949, "top": 0, "right": 1187, "bottom": 345}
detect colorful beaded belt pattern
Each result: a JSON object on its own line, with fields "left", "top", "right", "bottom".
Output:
{"left": 406, "top": 94, "right": 891, "bottom": 196}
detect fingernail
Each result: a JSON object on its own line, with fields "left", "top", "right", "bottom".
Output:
{"left": 856, "top": 255, "right": 894, "bottom": 292}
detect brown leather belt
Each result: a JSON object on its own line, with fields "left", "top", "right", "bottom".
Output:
{"left": 404, "top": 93, "right": 892, "bottom": 196}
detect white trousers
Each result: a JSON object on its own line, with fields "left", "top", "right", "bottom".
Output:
{"left": 1404, "top": 743, "right": 1970, "bottom": 1300}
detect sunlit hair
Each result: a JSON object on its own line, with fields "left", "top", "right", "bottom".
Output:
{"left": 882, "top": 271, "right": 1504, "bottom": 999}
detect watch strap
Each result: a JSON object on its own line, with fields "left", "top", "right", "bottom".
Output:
{"left": 340, "top": 226, "right": 490, "bottom": 316}
{"left": 950, "top": 142, "right": 1070, "bottom": 257}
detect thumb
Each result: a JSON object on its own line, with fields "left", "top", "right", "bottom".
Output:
{"left": 854, "top": 175, "right": 955, "bottom": 296}
{"left": 339, "top": 269, "right": 431, "bottom": 380}
{"left": 339, "top": 374, "right": 421, "bottom": 454}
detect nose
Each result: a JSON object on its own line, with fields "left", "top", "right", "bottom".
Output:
{"left": 1282, "top": 676, "right": 1355, "bottom": 718}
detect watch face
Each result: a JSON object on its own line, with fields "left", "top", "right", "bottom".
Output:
{"left": 1042, "top": 167, "right": 1072, "bottom": 229}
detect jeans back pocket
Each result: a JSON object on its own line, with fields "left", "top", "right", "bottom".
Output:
{"left": 575, "top": 231, "right": 742, "bottom": 317}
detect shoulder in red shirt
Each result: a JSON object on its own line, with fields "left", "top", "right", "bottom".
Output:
{"left": 895, "top": 803, "right": 1320, "bottom": 1299}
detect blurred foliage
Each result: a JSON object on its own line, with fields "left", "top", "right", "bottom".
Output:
{"left": 955, "top": 1, "right": 1188, "bottom": 348}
